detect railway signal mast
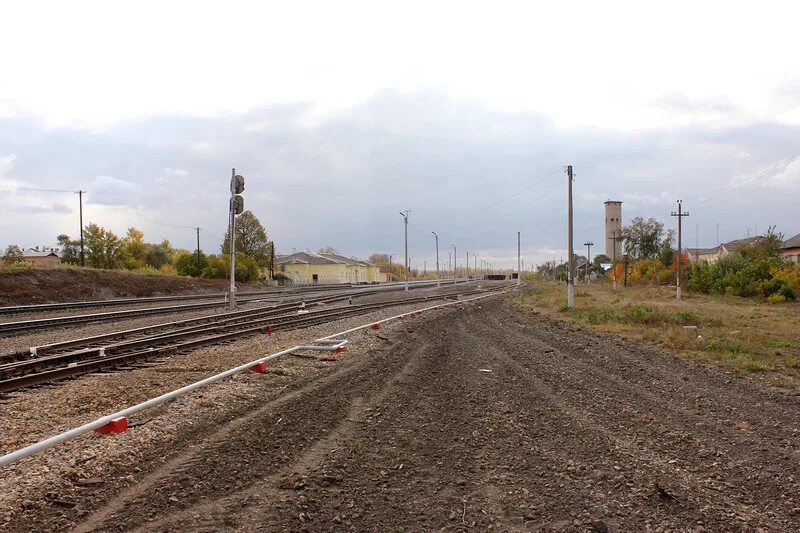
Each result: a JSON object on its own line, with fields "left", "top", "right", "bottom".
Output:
{"left": 229, "top": 169, "right": 245, "bottom": 309}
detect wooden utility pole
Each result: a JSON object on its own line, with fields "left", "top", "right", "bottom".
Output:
{"left": 584, "top": 241, "right": 593, "bottom": 285}
{"left": 566, "top": 165, "right": 574, "bottom": 307}
{"left": 195, "top": 227, "right": 201, "bottom": 275}
{"left": 77, "top": 190, "right": 86, "bottom": 266}
{"left": 671, "top": 200, "right": 690, "bottom": 300}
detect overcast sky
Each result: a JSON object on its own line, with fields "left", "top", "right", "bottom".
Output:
{"left": 2, "top": 1, "right": 799, "bottom": 269}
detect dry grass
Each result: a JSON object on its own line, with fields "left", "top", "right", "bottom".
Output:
{"left": 515, "top": 281, "right": 800, "bottom": 377}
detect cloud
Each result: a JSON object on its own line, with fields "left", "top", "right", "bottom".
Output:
{"left": 87, "top": 176, "right": 143, "bottom": 207}
{"left": 0, "top": 153, "right": 17, "bottom": 177}
{"left": 1, "top": 90, "right": 799, "bottom": 265}
{"left": 652, "top": 93, "right": 736, "bottom": 115}
{"left": 767, "top": 156, "right": 800, "bottom": 188}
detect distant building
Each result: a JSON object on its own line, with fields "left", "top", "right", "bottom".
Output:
{"left": 687, "top": 236, "right": 766, "bottom": 263}
{"left": 781, "top": 233, "right": 800, "bottom": 264}
{"left": 22, "top": 246, "right": 60, "bottom": 267}
{"left": 275, "top": 251, "right": 382, "bottom": 284}
{"left": 604, "top": 201, "right": 622, "bottom": 260}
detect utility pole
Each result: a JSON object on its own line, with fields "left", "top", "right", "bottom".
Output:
{"left": 465, "top": 250, "right": 469, "bottom": 279}
{"left": 517, "top": 231, "right": 521, "bottom": 287}
{"left": 76, "top": 190, "right": 86, "bottom": 266}
{"left": 431, "top": 232, "right": 440, "bottom": 288}
{"left": 566, "top": 165, "right": 575, "bottom": 308}
{"left": 195, "top": 227, "right": 201, "bottom": 275}
{"left": 583, "top": 241, "right": 594, "bottom": 285}
{"left": 671, "top": 200, "right": 690, "bottom": 301}
{"left": 399, "top": 210, "right": 409, "bottom": 291}
{"left": 452, "top": 245, "right": 457, "bottom": 285}
{"left": 269, "top": 241, "right": 275, "bottom": 281}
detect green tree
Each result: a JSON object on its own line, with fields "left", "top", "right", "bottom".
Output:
{"left": 658, "top": 229, "right": 676, "bottom": 267}
{"left": 368, "top": 253, "right": 391, "bottom": 266}
{"left": 622, "top": 217, "right": 667, "bottom": 260}
{"left": 121, "top": 227, "right": 147, "bottom": 269}
{"left": 175, "top": 251, "right": 207, "bottom": 277}
{"left": 201, "top": 253, "right": 261, "bottom": 281}
{"left": 3, "top": 245, "right": 25, "bottom": 265}
{"left": 84, "top": 223, "right": 123, "bottom": 269}
{"left": 56, "top": 234, "right": 81, "bottom": 265}
{"left": 144, "top": 239, "right": 174, "bottom": 269}
{"left": 222, "top": 211, "right": 273, "bottom": 269}
{"left": 593, "top": 253, "right": 611, "bottom": 271}
{"left": 741, "top": 226, "right": 783, "bottom": 260}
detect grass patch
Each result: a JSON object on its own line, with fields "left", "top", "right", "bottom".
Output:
{"left": 516, "top": 280, "right": 800, "bottom": 378}
{"left": 765, "top": 339, "right": 795, "bottom": 349}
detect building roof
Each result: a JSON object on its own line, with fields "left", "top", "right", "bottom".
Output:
{"left": 686, "top": 247, "right": 717, "bottom": 256}
{"left": 275, "top": 251, "right": 372, "bottom": 267}
{"left": 781, "top": 233, "right": 800, "bottom": 250}
{"left": 23, "top": 248, "right": 59, "bottom": 258}
{"left": 721, "top": 236, "right": 764, "bottom": 252}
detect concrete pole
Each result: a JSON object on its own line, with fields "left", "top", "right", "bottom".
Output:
{"left": 517, "top": 231, "right": 521, "bottom": 287}
{"left": 452, "top": 245, "right": 457, "bottom": 285}
{"left": 400, "top": 211, "right": 409, "bottom": 291}
{"left": 671, "top": 200, "right": 689, "bottom": 301}
{"left": 432, "top": 232, "right": 440, "bottom": 288}
{"left": 567, "top": 165, "right": 575, "bottom": 308}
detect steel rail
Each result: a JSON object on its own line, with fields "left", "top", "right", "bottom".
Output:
{"left": 0, "top": 287, "right": 495, "bottom": 392}
{"left": 0, "top": 287, "right": 508, "bottom": 469}
{"left": 0, "top": 279, "right": 461, "bottom": 334}
{"left": 0, "top": 292, "right": 356, "bottom": 364}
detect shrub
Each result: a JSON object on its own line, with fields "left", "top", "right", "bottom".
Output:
{"left": 687, "top": 252, "right": 791, "bottom": 299}
{"left": 675, "top": 311, "right": 698, "bottom": 323}
{"left": 175, "top": 252, "right": 207, "bottom": 277}
{"left": 767, "top": 294, "right": 788, "bottom": 304}
{"left": 622, "top": 304, "right": 660, "bottom": 324}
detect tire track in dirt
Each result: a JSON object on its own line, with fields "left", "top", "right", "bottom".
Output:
{"left": 29, "top": 293, "right": 800, "bottom": 531}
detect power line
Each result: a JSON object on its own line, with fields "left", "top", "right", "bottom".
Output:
{"left": 0, "top": 185, "right": 78, "bottom": 194}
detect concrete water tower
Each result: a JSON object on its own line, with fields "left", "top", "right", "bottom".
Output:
{"left": 604, "top": 200, "right": 623, "bottom": 260}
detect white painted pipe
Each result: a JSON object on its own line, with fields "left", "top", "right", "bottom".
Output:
{"left": 0, "top": 289, "right": 506, "bottom": 469}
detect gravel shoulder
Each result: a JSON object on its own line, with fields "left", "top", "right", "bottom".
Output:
{"left": 3, "top": 290, "right": 798, "bottom": 531}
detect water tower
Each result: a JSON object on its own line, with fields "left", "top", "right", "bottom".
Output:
{"left": 604, "top": 200, "right": 623, "bottom": 260}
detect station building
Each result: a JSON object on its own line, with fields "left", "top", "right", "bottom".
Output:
{"left": 275, "top": 251, "right": 384, "bottom": 284}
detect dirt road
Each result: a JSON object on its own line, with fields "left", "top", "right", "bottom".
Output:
{"left": 15, "top": 295, "right": 800, "bottom": 531}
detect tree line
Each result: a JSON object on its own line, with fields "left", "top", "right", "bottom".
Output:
{"left": 3, "top": 211, "right": 275, "bottom": 283}
{"left": 537, "top": 216, "right": 799, "bottom": 302}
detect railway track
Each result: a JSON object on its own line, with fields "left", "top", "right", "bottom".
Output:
{"left": 0, "top": 285, "right": 507, "bottom": 394}
{"left": 0, "top": 279, "right": 450, "bottom": 316}
{"left": 0, "top": 280, "right": 456, "bottom": 334}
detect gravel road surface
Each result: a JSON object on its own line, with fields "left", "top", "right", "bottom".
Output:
{"left": 4, "top": 293, "right": 799, "bottom": 532}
